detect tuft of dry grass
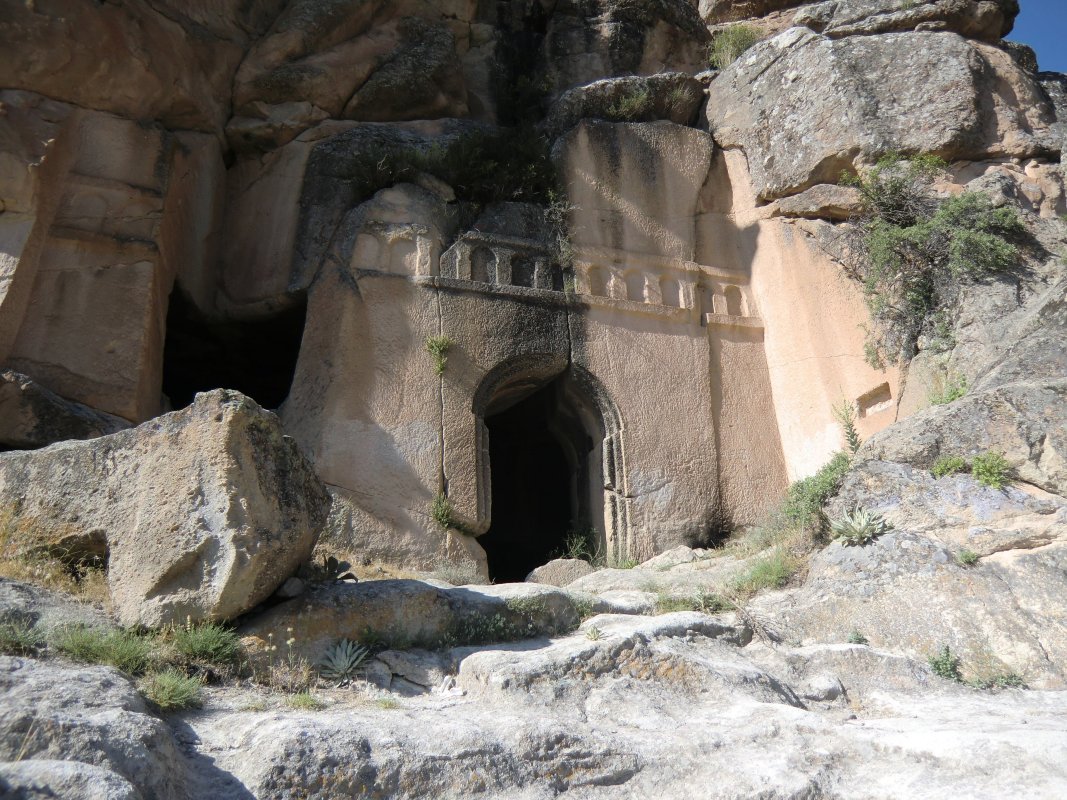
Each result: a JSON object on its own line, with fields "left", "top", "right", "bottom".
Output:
{"left": 0, "top": 554, "right": 110, "bottom": 606}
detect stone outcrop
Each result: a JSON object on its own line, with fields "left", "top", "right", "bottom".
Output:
{"left": 706, "top": 27, "right": 1060, "bottom": 199}
{"left": 0, "top": 370, "right": 129, "bottom": 450}
{"left": 0, "top": 390, "right": 329, "bottom": 626}
{"left": 0, "top": 657, "right": 188, "bottom": 800}
{"left": 542, "top": 72, "right": 705, "bottom": 135}
{"left": 525, "top": 557, "right": 596, "bottom": 586}
{"left": 794, "top": 0, "right": 1020, "bottom": 42}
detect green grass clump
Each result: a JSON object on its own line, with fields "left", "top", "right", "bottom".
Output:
{"left": 971, "top": 672, "right": 1025, "bottom": 690}
{"left": 956, "top": 548, "right": 980, "bottom": 567}
{"left": 730, "top": 548, "right": 797, "bottom": 597}
{"left": 606, "top": 87, "right": 652, "bottom": 121}
{"left": 430, "top": 493, "right": 466, "bottom": 534}
{"left": 171, "top": 623, "right": 241, "bottom": 666}
{"left": 931, "top": 455, "right": 968, "bottom": 478}
{"left": 971, "top": 451, "right": 1011, "bottom": 489}
{"left": 140, "top": 669, "right": 202, "bottom": 711}
{"left": 708, "top": 24, "right": 761, "bottom": 69}
{"left": 0, "top": 618, "right": 42, "bottom": 655}
{"left": 782, "top": 452, "right": 852, "bottom": 533}
{"left": 847, "top": 631, "right": 869, "bottom": 645}
{"left": 51, "top": 626, "right": 155, "bottom": 675}
{"left": 928, "top": 645, "right": 963, "bottom": 682}
{"left": 286, "top": 691, "right": 326, "bottom": 711}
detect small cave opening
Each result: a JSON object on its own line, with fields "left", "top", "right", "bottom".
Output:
{"left": 478, "top": 376, "right": 594, "bottom": 583}
{"left": 161, "top": 288, "right": 306, "bottom": 411}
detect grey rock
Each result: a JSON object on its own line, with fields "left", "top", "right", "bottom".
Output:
{"left": 706, "top": 28, "right": 1059, "bottom": 199}
{"left": 376, "top": 648, "right": 451, "bottom": 690}
{"left": 0, "top": 657, "right": 187, "bottom": 800}
{"left": 1001, "top": 40, "right": 1039, "bottom": 73}
{"left": 858, "top": 381, "right": 1067, "bottom": 495}
{"left": 772, "top": 183, "right": 865, "bottom": 220}
{"left": 275, "top": 576, "right": 306, "bottom": 599}
{"left": 795, "top": 0, "right": 1019, "bottom": 42}
{"left": 0, "top": 390, "right": 330, "bottom": 626}
{"left": 0, "top": 578, "right": 113, "bottom": 634}
{"left": 0, "top": 760, "right": 142, "bottom": 800}
{"left": 526, "top": 558, "right": 596, "bottom": 586}
{"left": 700, "top": 0, "right": 809, "bottom": 24}
{"left": 0, "top": 370, "right": 129, "bottom": 451}
{"left": 543, "top": 73, "right": 704, "bottom": 137}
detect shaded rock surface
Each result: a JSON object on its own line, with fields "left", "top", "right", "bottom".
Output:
{"left": 0, "top": 370, "right": 129, "bottom": 450}
{"left": 0, "top": 390, "right": 329, "bottom": 626}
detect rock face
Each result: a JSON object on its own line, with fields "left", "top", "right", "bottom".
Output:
{"left": 706, "top": 27, "right": 1059, "bottom": 199}
{"left": 0, "top": 370, "right": 129, "bottom": 450}
{"left": 0, "top": 390, "right": 329, "bottom": 626}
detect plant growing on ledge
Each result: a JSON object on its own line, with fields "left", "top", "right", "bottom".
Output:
{"left": 425, "top": 335, "right": 453, "bottom": 376}
{"left": 842, "top": 154, "right": 1025, "bottom": 368}
{"left": 708, "top": 24, "right": 761, "bottom": 70}
{"left": 832, "top": 399, "right": 862, "bottom": 455}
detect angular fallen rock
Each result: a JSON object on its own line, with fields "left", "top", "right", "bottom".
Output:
{"left": 0, "top": 389, "right": 330, "bottom": 626}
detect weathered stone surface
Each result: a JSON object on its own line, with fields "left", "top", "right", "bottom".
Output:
{"left": 795, "top": 0, "right": 1020, "bottom": 42}
{"left": 240, "top": 580, "right": 583, "bottom": 665}
{"left": 700, "top": 0, "right": 808, "bottom": 24}
{"left": 755, "top": 460, "right": 1067, "bottom": 687}
{"left": 0, "top": 578, "right": 112, "bottom": 635}
{"left": 188, "top": 611, "right": 1067, "bottom": 799}
{"left": 232, "top": 4, "right": 470, "bottom": 145}
{"left": 0, "top": 760, "right": 141, "bottom": 800}
{"left": 0, "top": 657, "right": 187, "bottom": 800}
{"left": 0, "top": 370, "right": 129, "bottom": 450}
{"left": 544, "top": 0, "right": 711, "bottom": 93}
{"left": 525, "top": 558, "right": 595, "bottom": 586}
{"left": 0, "top": 390, "right": 329, "bottom": 626}
{"left": 859, "top": 381, "right": 1067, "bottom": 495}
{"left": 706, "top": 28, "right": 1060, "bottom": 199}
{"left": 543, "top": 72, "right": 704, "bottom": 136}
{"left": 0, "top": 0, "right": 247, "bottom": 134}
{"left": 772, "top": 183, "right": 865, "bottom": 220}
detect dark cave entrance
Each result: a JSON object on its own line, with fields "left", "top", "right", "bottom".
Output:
{"left": 477, "top": 373, "right": 601, "bottom": 583}
{"left": 161, "top": 288, "right": 306, "bottom": 411}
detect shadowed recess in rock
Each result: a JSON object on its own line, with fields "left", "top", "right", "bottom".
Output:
{"left": 161, "top": 289, "right": 306, "bottom": 411}
{"left": 480, "top": 378, "right": 593, "bottom": 583}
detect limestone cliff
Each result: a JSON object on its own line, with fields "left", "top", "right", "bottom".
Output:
{"left": 0, "top": 0, "right": 1066, "bottom": 796}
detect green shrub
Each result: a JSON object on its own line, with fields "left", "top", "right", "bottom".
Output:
{"left": 931, "top": 455, "right": 968, "bottom": 478}
{"left": 139, "top": 669, "right": 202, "bottom": 711}
{"left": 430, "top": 493, "right": 470, "bottom": 534}
{"left": 425, "top": 335, "right": 453, "bottom": 376}
{"left": 847, "top": 631, "right": 869, "bottom": 645}
{"left": 972, "top": 672, "right": 1025, "bottom": 690}
{"left": 0, "top": 618, "right": 42, "bottom": 656}
{"left": 51, "top": 626, "right": 155, "bottom": 675}
{"left": 708, "top": 24, "right": 761, "bottom": 69}
{"left": 782, "top": 452, "right": 852, "bottom": 533}
{"left": 830, "top": 509, "right": 892, "bottom": 546}
{"left": 928, "top": 372, "right": 968, "bottom": 405}
{"left": 956, "top": 548, "right": 980, "bottom": 567}
{"left": 928, "top": 645, "right": 963, "bottom": 682}
{"left": 971, "top": 451, "right": 1011, "bottom": 489}
{"left": 172, "top": 623, "right": 241, "bottom": 667}
{"left": 654, "top": 590, "right": 730, "bottom": 614}
{"left": 844, "top": 154, "right": 1024, "bottom": 367}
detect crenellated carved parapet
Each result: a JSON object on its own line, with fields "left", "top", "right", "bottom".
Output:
{"left": 350, "top": 221, "right": 437, "bottom": 277}
{"left": 572, "top": 247, "right": 762, "bottom": 328}
{"left": 440, "top": 231, "right": 562, "bottom": 291}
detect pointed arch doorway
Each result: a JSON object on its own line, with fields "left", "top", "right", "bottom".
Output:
{"left": 473, "top": 357, "right": 627, "bottom": 583}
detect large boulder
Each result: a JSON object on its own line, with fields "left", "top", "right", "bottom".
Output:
{"left": 542, "top": 72, "right": 704, "bottom": 136}
{"left": 0, "top": 370, "right": 129, "bottom": 450}
{"left": 706, "top": 27, "right": 1060, "bottom": 199}
{"left": 794, "top": 0, "right": 1019, "bottom": 42}
{"left": 0, "top": 390, "right": 330, "bottom": 626}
